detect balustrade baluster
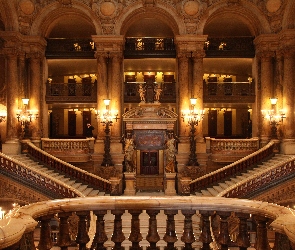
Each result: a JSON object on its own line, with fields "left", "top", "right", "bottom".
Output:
{"left": 199, "top": 211, "right": 213, "bottom": 250}
{"left": 254, "top": 215, "right": 271, "bottom": 250}
{"left": 111, "top": 209, "right": 125, "bottom": 250}
{"left": 91, "top": 210, "right": 108, "bottom": 250}
{"left": 37, "top": 215, "right": 53, "bottom": 250}
{"left": 146, "top": 210, "right": 160, "bottom": 250}
{"left": 235, "top": 213, "right": 250, "bottom": 250}
{"left": 216, "top": 211, "right": 231, "bottom": 250}
{"left": 128, "top": 209, "right": 143, "bottom": 250}
{"left": 76, "top": 211, "right": 90, "bottom": 250}
{"left": 163, "top": 210, "right": 178, "bottom": 250}
{"left": 57, "top": 212, "right": 73, "bottom": 250}
{"left": 181, "top": 210, "right": 196, "bottom": 250}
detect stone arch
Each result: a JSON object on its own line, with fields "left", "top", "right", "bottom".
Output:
{"left": 282, "top": 0, "right": 295, "bottom": 29}
{"left": 116, "top": 5, "right": 183, "bottom": 37}
{"left": 198, "top": 2, "right": 271, "bottom": 36}
{"left": 0, "top": 1, "right": 19, "bottom": 31}
{"left": 30, "top": 2, "right": 102, "bottom": 37}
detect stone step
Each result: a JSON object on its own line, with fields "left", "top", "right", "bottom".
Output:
{"left": 201, "top": 190, "right": 213, "bottom": 197}
{"left": 213, "top": 185, "right": 224, "bottom": 193}
{"left": 207, "top": 187, "right": 219, "bottom": 196}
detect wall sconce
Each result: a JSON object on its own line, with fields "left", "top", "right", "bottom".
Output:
{"left": 261, "top": 97, "right": 286, "bottom": 139}
{"left": 97, "top": 99, "right": 119, "bottom": 166}
{"left": 181, "top": 97, "right": 205, "bottom": 166}
{"left": 0, "top": 104, "right": 7, "bottom": 123}
{"left": 16, "top": 98, "right": 39, "bottom": 138}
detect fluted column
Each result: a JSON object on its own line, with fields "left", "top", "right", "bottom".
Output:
{"left": 192, "top": 52, "right": 205, "bottom": 142}
{"left": 110, "top": 53, "right": 123, "bottom": 139}
{"left": 6, "top": 53, "right": 19, "bottom": 141}
{"left": 282, "top": 49, "right": 295, "bottom": 139}
{"left": 29, "top": 53, "right": 42, "bottom": 140}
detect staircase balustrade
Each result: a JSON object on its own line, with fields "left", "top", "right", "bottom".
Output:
{"left": 189, "top": 141, "right": 275, "bottom": 194}
{"left": 26, "top": 142, "right": 113, "bottom": 194}
{"left": 1, "top": 196, "right": 295, "bottom": 249}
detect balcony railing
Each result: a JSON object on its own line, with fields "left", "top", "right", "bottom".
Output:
{"left": 124, "top": 37, "right": 176, "bottom": 58}
{"left": 45, "top": 82, "right": 97, "bottom": 103}
{"left": 203, "top": 81, "right": 255, "bottom": 103}
{"left": 46, "top": 38, "right": 95, "bottom": 58}
{"left": 1, "top": 196, "right": 295, "bottom": 249}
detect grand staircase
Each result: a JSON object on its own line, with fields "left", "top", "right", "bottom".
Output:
{"left": 10, "top": 154, "right": 105, "bottom": 197}
{"left": 193, "top": 154, "right": 294, "bottom": 197}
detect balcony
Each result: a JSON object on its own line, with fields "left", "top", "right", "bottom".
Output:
{"left": 204, "top": 36, "right": 255, "bottom": 58}
{"left": 45, "top": 81, "right": 97, "bottom": 103}
{"left": 124, "top": 37, "right": 176, "bottom": 58}
{"left": 45, "top": 38, "right": 95, "bottom": 59}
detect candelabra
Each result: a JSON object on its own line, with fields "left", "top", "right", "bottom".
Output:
{"left": 181, "top": 97, "right": 205, "bottom": 166}
{"left": 16, "top": 98, "right": 39, "bottom": 138}
{"left": 97, "top": 99, "right": 119, "bottom": 166}
{"left": 261, "top": 98, "right": 286, "bottom": 139}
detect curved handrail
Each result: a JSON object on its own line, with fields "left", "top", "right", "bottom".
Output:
{"left": 0, "top": 152, "right": 84, "bottom": 198}
{"left": 217, "top": 155, "right": 295, "bottom": 198}
{"left": 26, "top": 142, "right": 112, "bottom": 192}
{"left": 190, "top": 141, "right": 275, "bottom": 192}
{"left": 0, "top": 196, "right": 295, "bottom": 248}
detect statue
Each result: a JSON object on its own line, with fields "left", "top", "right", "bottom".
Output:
{"left": 154, "top": 84, "right": 162, "bottom": 102}
{"left": 165, "top": 136, "right": 177, "bottom": 173}
{"left": 124, "top": 134, "right": 136, "bottom": 172}
{"left": 138, "top": 84, "right": 146, "bottom": 102}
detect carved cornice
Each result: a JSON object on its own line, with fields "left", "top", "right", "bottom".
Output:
{"left": 92, "top": 35, "right": 124, "bottom": 53}
{"left": 174, "top": 35, "right": 208, "bottom": 52}
{"left": 254, "top": 34, "right": 279, "bottom": 56}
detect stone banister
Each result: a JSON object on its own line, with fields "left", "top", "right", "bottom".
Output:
{"left": 26, "top": 141, "right": 112, "bottom": 193}
{"left": 189, "top": 140, "right": 275, "bottom": 193}
{"left": 1, "top": 196, "right": 295, "bottom": 249}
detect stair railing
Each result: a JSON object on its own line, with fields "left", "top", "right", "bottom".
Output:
{"left": 26, "top": 141, "right": 112, "bottom": 194}
{"left": 0, "top": 196, "right": 295, "bottom": 250}
{"left": 189, "top": 140, "right": 276, "bottom": 194}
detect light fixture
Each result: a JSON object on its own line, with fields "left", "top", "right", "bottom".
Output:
{"left": 0, "top": 104, "right": 7, "bottom": 123}
{"left": 181, "top": 97, "right": 205, "bottom": 166}
{"left": 96, "top": 99, "right": 119, "bottom": 166}
{"left": 261, "top": 97, "right": 286, "bottom": 139}
{"left": 16, "top": 98, "right": 39, "bottom": 138}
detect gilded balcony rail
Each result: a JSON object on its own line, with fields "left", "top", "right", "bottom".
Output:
{"left": 1, "top": 196, "right": 295, "bottom": 250}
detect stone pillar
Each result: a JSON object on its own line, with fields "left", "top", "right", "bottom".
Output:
{"left": 29, "top": 53, "right": 42, "bottom": 143}
{"left": 124, "top": 172, "right": 136, "bottom": 195}
{"left": 164, "top": 172, "right": 176, "bottom": 195}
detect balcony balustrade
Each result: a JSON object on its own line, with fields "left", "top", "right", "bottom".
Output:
{"left": 45, "top": 82, "right": 97, "bottom": 103}
{"left": 1, "top": 196, "right": 295, "bottom": 250}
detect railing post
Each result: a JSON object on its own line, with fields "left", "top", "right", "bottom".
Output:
{"left": 57, "top": 212, "right": 73, "bottom": 250}
{"left": 181, "top": 210, "right": 196, "bottom": 250}
{"left": 254, "top": 215, "right": 271, "bottom": 250}
{"left": 146, "top": 210, "right": 160, "bottom": 250}
{"left": 76, "top": 211, "right": 90, "bottom": 250}
{"left": 37, "top": 215, "right": 54, "bottom": 250}
{"left": 216, "top": 211, "right": 231, "bottom": 250}
{"left": 128, "top": 209, "right": 143, "bottom": 250}
{"left": 111, "top": 209, "right": 126, "bottom": 250}
{"left": 163, "top": 210, "right": 178, "bottom": 250}
{"left": 91, "top": 210, "right": 108, "bottom": 250}
{"left": 235, "top": 212, "right": 250, "bottom": 250}
{"left": 199, "top": 210, "right": 214, "bottom": 250}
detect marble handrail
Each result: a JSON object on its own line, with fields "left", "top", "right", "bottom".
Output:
{"left": 0, "top": 196, "right": 295, "bottom": 249}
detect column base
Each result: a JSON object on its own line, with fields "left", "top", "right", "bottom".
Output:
{"left": 124, "top": 172, "right": 136, "bottom": 196}
{"left": 281, "top": 139, "right": 295, "bottom": 154}
{"left": 2, "top": 139, "right": 21, "bottom": 155}
{"left": 164, "top": 172, "right": 177, "bottom": 196}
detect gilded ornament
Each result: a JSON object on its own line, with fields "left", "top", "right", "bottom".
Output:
{"left": 100, "top": 1, "right": 116, "bottom": 16}
{"left": 19, "top": 0, "right": 35, "bottom": 15}
{"left": 183, "top": 1, "right": 199, "bottom": 16}
{"left": 266, "top": 0, "right": 281, "bottom": 13}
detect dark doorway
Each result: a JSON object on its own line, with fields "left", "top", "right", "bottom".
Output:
{"left": 83, "top": 111, "right": 92, "bottom": 137}
{"left": 141, "top": 151, "right": 159, "bottom": 175}
{"left": 208, "top": 110, "right": 217, "bottom": 137}
{"left": 68, "top": 111, "right": 76, "bottom": 136}
{"left": 224, "top": 111, "right": 232, "bottom": 136}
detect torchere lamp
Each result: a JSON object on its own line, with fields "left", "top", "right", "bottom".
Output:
{"left": 97, "top": 99, "right": 119, "bottom": 166}
{"left": 181, "top": 97, "right": 205, "bottom": 166}
{"left": 261, "top": 98, "right": 286, "bottom": 139}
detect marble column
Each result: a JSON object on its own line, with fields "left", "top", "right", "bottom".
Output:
{"left": 177, "top": 52, "right": 190, "bottom": 138}
{"left": 29, "top": 53, "right": 42, "bottom": 141}
{"left": 259, "top": 53, "right": 273, "bottom": 144}
{"left": 6, "top": 53, "right": 19, "bottom": 142}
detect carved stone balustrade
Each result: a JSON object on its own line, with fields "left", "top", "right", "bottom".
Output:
{"left": 1, "top": 196, "right": 295, "bottom": 250}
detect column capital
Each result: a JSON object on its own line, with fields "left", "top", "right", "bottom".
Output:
{"left": 175, "top": 34, "right": 208, "bottom": 52}
{"left": 254, "top": 34, "right": 278, "bottom": 56}
{"left": 92, "top": 35, "right": 124, "bottom": 53}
